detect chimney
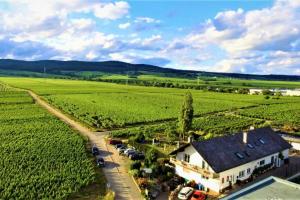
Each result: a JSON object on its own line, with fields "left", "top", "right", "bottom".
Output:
{"left": 243, "top": 131, "right": 248, "bottom": 144}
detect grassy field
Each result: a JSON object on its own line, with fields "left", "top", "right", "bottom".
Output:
{"left": 0, "top": 77, "right": 299, "bottom": 134}
{"left": 0, "top": 87, "right": 106, "bottom": 199}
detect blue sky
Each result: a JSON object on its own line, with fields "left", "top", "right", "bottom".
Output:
{"left": 0, "top": 0, "right": 299, "bottom": 75}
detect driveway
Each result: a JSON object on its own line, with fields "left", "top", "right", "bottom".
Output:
{"left": 28, "top": 91, "right": 143, "bottom": 200}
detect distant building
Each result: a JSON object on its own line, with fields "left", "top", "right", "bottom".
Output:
{"left": 249, "top": 89, "right": 263, "bottom": 95}
{"left": 170, "top": 127, "right": 291, "bottom": 194}
{"left": 284, "top": 89, "right": 300, "bottom": 96}
{"left": 249, "top": 88, "right": 300, "bottom": 96}
{"left": 221, "top": 176, "right": 300, "bottom": 199}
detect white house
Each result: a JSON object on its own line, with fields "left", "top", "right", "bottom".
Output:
{"left": 249, "top": 89, "right": 263, "bottom": 95}
{"left": 170, "top": 127, "right": 292, "bottom": 194}
{"left": 284, "top": 89, "right": 300, "bottom": 96}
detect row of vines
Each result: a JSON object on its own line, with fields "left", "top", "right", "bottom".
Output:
{"left": 0, "top": 90, "right": 96, "bottom": 199}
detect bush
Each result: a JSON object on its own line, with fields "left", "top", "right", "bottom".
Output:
{"left": 133, "top": 132, "right": 145, "bottom": 143}
{"left": 129, "top": 169, "right": 141, "bottom": 178}
{"left": 137, "top": 178, "right": 149, "bottom": 189}
{"left": 104, "top": 190, "right": 115, "bottom": 200}
{"left": 145, "top": 147, "right": 158, "bottom": 167}
{"left": 130, "top": 161, "right": 142, "bottom": 170}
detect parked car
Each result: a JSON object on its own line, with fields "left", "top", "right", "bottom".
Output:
{"left": 117, "top": 146, "right": 127, "bottom": 153}
{"left": 191, "top": 190, "right": 206, "bottom": 200}
{"left": 92, "top": 146, "right": 100, "bottom": 156}
{"left": 109, "top": 139, "right": 122, "bottom": 145}
{"left": 96, "top": 157, "right": 105, "bottom": 167}
{"left": 124, "top": 148, "right": 136, "bottom": 156}
{"left": 129, "top": 152, "right": 145, "bottom": 160}
{"left": 115, "top": 144, "right": 124, "bottom": 149}
{"left": 178, "top": 187, "right": 194, "bottom": 200}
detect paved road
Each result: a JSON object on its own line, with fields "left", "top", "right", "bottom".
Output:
{"left": 28, "top": 91, "right": 143, "bottom": 200}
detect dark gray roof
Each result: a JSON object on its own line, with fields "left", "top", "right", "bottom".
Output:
{"left": 171, "top": 127, "right": 292, "bottom": 173}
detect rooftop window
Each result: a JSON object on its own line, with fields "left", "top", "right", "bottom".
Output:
{"left": 247, "top": 143, "right": 254, "bottom": 149}
{"left": 259, "top": 139, "right": 265, "bottom": 144}
{"left": 235, "top": 152, "right": 244, "bottom": 159}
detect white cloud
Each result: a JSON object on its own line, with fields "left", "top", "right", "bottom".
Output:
{"left": 93, "top": 1, "right": 130, "bottom": 20}
{"left": 118, "top": 22, "right": 131, "bottom": 29}
{"left": 172, "top": 0, "right": 300, "bottom": 74}
{"left": 134, "top": 17, "right": 161, "bottom": 24}
{"left": 187, "top": 0, "right": 300, "bottom": 53}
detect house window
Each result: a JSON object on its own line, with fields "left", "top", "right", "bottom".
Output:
{"left": 260, "top": 160, "right": 265, "bottom": 166}
{"left": 184, "top": 154, "right": 190, "bottom": 163}
{"left": 226, "top": 176, "right": 229, "bottom": 182}
{"left": 222, "top": 178, "right": 224, "bottom": 184}
{"left": 247, "top": 168, "right": 251, "bottom": 174}
{"left": 202, "top": 160, "right": 205, "bottom": 169}
{"left": 239, "top": 170, "right": 245, "bottom": 178}
{"left": 271, "top": 156, "right": 274, "bottom": 163}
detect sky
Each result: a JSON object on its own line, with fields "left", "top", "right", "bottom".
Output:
{"left": 0, "top": 0, "right": 299, "bottom": 75}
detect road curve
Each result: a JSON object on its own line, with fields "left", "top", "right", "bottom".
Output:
{"left": 28, "top": 91, "right": 143, "bottom": 200}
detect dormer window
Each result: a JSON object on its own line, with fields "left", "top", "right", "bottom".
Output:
{"left": 235, "top": 152, "right": 244, "bottom": 159}
{"left": 259, "top": 139, "right": 265, "bottom": 144}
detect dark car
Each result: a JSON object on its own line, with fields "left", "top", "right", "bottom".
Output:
{"left": 115, "top": 144, "right": 125, "bottom": 149}
{"left": 96, "top": 157, "right": 105, "bottom": 167}
{"left": 92, "top": 146, "right": 100, "bottom": 156}
{"left": 109, "top": 139, "right": 122, "bottom": 145}
{"left": 129, "top": 152, "right": 145, "bottom": 160}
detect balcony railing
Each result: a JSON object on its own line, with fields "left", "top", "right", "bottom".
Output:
{"left": 170, "top": 157, "right": 219, "bottom": 178}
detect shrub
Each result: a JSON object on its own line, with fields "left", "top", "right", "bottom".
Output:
{"left": 145, "top": 147, "right": 158, "bottom": 167}
{"left": 130, "top": 161, "right": 142, "bottom": 170}
{"left": 129, "top": 169, "right": 141, "bottom": 178}
{"left": 137, "top": 178, "right": 149, "bottom": 189}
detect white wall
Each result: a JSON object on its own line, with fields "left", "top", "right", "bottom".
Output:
{"left": 285, "top": 90, "right": 300, "bottom": 96}
{"left": 175, "top": 145, "right": 219, "bottom": 192}
{"left": 249, "top": 89, "right": 262, "bottom": 95}
{"left": 175, "top": 165, "right": 221, "bottom": 192}
{"left": 176, "top": 145, "right": 214, "bottom": 172}
{"left": 218, "top": 149, "right": 289, "bottom": 190}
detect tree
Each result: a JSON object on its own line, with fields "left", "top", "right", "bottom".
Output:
{"left": 145, "top": 147, "right": 158, "bottom": 167}
{"left": 178, "top": 92, "right": 194, "bottom": 140}
{"left": 262, "top": 89, "right": 273, "bottom": 96}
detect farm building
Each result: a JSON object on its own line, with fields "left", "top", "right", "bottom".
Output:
{"left": 249, "top": 89, "right": 263, "bottom": 95}
{"left": 169, "top": 127, "right": 292, "bottom": 194}
{"left": 249, "top": 88, "right": 300, "bottom": 96}
{"left": 283, "top": 89, "right": 300, "bottom": 96}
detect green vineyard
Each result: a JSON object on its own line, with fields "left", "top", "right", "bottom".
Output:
{"left": 0, "top": 90, "right": 95, "bottom": 199}
{"left": 1, "top": 77, "right": 300, "bottom": 132}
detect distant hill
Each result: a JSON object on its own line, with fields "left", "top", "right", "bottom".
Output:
{"left": 0, "top": 59, "right": 299, "bottom": 81}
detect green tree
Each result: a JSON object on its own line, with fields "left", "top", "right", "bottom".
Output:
{"left": 262, "top": 89, "right": 273, "bottom": 96}
{"left": 178, "top": 91, "right": 194, "bottom": 140}
{"left": 145, "top": 147, "right": 158, "bottom": 167}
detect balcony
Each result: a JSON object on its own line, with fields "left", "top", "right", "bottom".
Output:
{"left": 170, "top": 157, "right": 219, "bottom": 178}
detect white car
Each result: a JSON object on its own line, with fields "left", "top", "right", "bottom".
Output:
{"left": 178, "top": 187, "right": 194, "bottom": 200}
{"left": 123, "top": 147, "right": 134, "bottom": 154}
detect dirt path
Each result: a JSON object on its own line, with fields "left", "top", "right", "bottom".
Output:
{"left": 28, "top": 91, "right": 143, "bottom": 200}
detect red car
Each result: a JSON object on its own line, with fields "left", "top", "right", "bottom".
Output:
{"left": 191, "top": 190, "right": 206, "bottom": 200}
{"left": 109, "top": 139, "right": 122, "bottom": 145}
